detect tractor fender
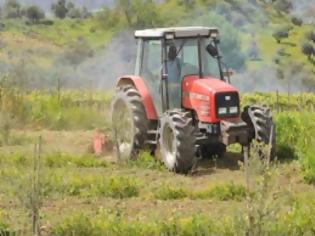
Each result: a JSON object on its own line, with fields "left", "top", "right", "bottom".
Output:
{"left": 116, "top": 75, "right": 157, "bottom": 120}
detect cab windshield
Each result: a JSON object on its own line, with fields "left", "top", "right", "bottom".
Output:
{"left": 166, "top": 38, "right": 221, "bottom": 80}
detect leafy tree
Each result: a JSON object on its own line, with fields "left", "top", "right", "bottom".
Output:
{"left": 272, "top": 29, "right": 289, "bottom": 43}
{"left": 4, "top": 0, "right": 22, "bottom": 19}
{"left": 51, "top": 0, "right": 68, "bottom": 19}
{"left": 26, "top": 5, "right": 45, "bottom": 24}
{"left": 302, "top": 43, "right": 315, "bottom": 59}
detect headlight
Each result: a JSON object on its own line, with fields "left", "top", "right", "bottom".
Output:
{"left": 218, "top": 107, "right": 227, "bottom": 115}
{"left": 229, "top": 106, "right": 238, "bottom": 114}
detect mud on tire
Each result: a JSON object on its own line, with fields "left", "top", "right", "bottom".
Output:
{"left": 111, "top": 85, "right": 148, "bottom": 160}
{"left": 159, "top": 109, "right": 196, "bottom": 174}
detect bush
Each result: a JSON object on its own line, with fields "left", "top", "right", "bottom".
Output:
{"left": 305, "top": 31, "right": 315, "bottom": 43}
{"left": 302, "top": 42, "right": 315, "bottom": 59}
{"left": 291, "top": 17, "right": 303, "bottom": 26}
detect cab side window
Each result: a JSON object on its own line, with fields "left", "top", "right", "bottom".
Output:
{"left": 141, "top": 40, "right": 161, "bottom": 82}
{"left": 140, "top": 40, "right": 162, "bottom": 115}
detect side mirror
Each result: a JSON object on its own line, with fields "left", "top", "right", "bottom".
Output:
{"left": 223, "top": 69, "right": 234, "bottom": 77}
{"left": 206, "top": 43, "right": 218, "bottom": 57}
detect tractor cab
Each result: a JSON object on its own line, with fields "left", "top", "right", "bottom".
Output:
{"left": 134, "top": 27, "right": 228, "bottom": 115}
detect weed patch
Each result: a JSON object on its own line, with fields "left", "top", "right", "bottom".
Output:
{"left": 129, "top": 152, "right": 165, "bottom": 171}
{"left": 43, "top": 174, "right": 139, "bottom": 199}
{"left": 193, "top": 183, "right": 246, "bottom": 201}
{"left": 154, "top": 184, "right": 189, "bottom": 200}
{"left": 44, "top": 153, "right": 107, "bottom": 168}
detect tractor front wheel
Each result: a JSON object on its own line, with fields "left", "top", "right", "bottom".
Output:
{"left": 159, "top": 109, "right": 196, "bottom": 174}
{"left": 242, "top": 105, "right": 276, "bottom": 160}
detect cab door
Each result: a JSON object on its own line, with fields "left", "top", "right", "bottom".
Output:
{"left": 140, "top": 39, "right": 163, "bottom": 116}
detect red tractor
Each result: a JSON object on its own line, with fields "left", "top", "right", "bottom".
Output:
{"left": 111, "top": 27, "right": 275, "bottom": 173}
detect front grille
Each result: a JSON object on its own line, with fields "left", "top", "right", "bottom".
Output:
{"left": 215, "top": 92, "right": 240, "bottom": 118}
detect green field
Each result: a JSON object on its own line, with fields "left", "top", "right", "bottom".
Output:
{"left": 0, "top": 92, "right": 314, "bottom": 235}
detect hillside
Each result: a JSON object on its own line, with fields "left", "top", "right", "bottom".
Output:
{"left": 0, "top": 0, "right": 314, "bottom": 92}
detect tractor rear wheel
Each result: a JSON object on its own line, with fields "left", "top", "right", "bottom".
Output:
{"left": 111, "top": 85, "right": 148, "bottom": 161}
{"left": 242, "top": 105, "right": 276, "bottom": 160}
{"left": 159, "top": 109, "right": 196, "bottom": 174}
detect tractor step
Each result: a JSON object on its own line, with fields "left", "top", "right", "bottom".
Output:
{"left": 147, "top": 130, "right": 158, "bottom": 135}
{"left": 145, "top": 140, "right": 158, "bottom": 145}
{"left": 146, "top": 129, "right": 158, "bottom": 146}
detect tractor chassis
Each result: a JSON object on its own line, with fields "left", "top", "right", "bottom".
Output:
{"left": 196, "top": 120, "right": 249, "bottom": 147}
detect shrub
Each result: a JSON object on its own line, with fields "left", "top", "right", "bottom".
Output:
{"left": 291, "top": 17, "right": 303, "bottom": 26}
{"left": 305, "top": 31, "right": 315, "bottom": 43}
{"left": 272, "top": 28, "right": 289, "bottom": 43}
{"left": 302, "top": 42, "right": 315, "bottom": 59}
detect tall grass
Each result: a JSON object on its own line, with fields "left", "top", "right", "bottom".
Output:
{"left": 0, "top": 88, "right": 112, "bottom": 130}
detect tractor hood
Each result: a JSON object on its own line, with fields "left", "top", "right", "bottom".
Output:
{"left": 182, "top": 75, "right": 240, "bottom": 123}
{"left": 182, "top": 76, "right": 238, "bottom": 95}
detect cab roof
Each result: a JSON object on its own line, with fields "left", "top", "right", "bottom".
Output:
{"left": 135, "top": 26, "right": 219, "bottom": 39}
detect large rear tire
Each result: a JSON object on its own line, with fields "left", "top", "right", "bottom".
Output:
{"left": 159, "top": 109, "right": 196, "bottom": 174}
{"left": 242, "top": 105, "right": 276, "bottom": 160}
{"left": 111, "top": 85, "right": 148, "bottom": 161}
